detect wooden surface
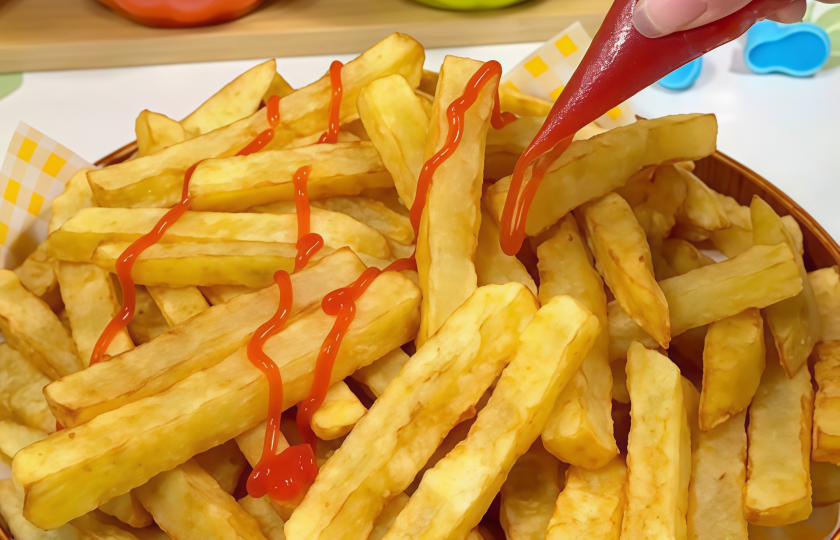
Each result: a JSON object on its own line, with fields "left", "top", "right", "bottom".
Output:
{"left": 0, "top": 0, "right": 611, "bottom": 73}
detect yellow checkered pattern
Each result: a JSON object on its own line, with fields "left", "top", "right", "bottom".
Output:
{"left": 501, "top": 21, "right": 635, "bottom": 130}
{"left": 0, "top": 123, "right": 91, "bottom": 269}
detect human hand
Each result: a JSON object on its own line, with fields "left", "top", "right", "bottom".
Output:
{"left": 633, "top": 0, "right": 837, "bottom": 38}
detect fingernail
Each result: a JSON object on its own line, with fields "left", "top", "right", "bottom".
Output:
{"left": 634, "top": 0, "right": 708, "bottom": 38}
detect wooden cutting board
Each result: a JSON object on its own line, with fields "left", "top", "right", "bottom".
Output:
{"left": 0, "top": 0, "right": 611, "bottom": 73}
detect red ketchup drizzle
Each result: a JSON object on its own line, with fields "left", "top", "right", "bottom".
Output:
{"left": 89, "top": 96, "right": 282, "bottom": 366}
{"left": 498, "top": 0, "right": 795, "bottom": 256}
{"left": 317, "top": 61, "right": 344, "bottom": 145}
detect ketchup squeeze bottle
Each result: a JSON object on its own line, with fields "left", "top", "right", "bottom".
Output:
{"left": 499, "top": 0, "right": 797, "bottom": 256}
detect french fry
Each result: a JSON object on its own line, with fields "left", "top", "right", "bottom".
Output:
{"left": 744, "top": 328, "right": 814, "bottom": 526}
{"left": 87, "top": 34, "right": 424, "bottom": 208}
{"left": 0, "top": 479, "right": 81, "bottom": 540}
{"left": 369, "top": 493, "right": 410, "bottom": 540}
{"left": 699, "top": 308, "right": 765, "bottom": 431}
{"left": 188, "top": 142, "right": 393, "bottom": 212}
{"left": 357, "top": 74, "right": 427, "bottom": 208}
{"left": 581, "top": 192, "right": 670, "bottom": 348}
{"left": 57, "top": 262, "right": 134, "bottom": 367}
{"left": 499, "top": 442, "right": 564, "bottom": 540}
{"left": 415, "top": 56, "right": 497, "bottom": 346}
{"left": 686, "top": 410, "right": 748, "bottom": 540}
{"left": 73, "top": 511, "right": 158, "bottom": 540}
{"left": 238, "top": 496, "right": 286, "bottom": 540}
{"left": 485, "top": 114, "right": 718, "bottom": 237}
{"left": 146, "top": 286, "right": 209, "bottom": 326}
{"left": 498, "top": 85, "right": 551, "bottom": 117}
{"left": 350, "top": 347, "right": 410, "bottom": 398}
{"left": 200, "top": 285, "right": 259, "bottom": 306}
{"left": 135, "top": 110, "right": 185, "bottom": 157}
{"left": 263, "top": 71, "right": 295, "bottom": 102}
{"left": 614, "top": 166, "right": 655, "bottom": 208}
{"left": 537, "top": 216, "right": 617, "bottom": 469}
{"left": 418, "top": 69, "right": 439, "bottom": 95}
{"left": 0, "top": 270, "right": 81, "bottom": 379}
{"left": 283, "top": 283, "right": 538, "bottom": 540}
{"left": 126, "top": 286, "right": 170, "bottom": 345}
{"left": 49, "top": 167, "right": 94, "bottom": 234}
{"left": 476, "top": 206, "right": 536, "bottom": 296}
{"left": 486, "top": 116, "right": 543, "bottom": 157}
{"left": 193, "top": 440, "right": 248, "bottom": 495}
{"left": 361, "top": 187, "right": 410, "bottom": 217}
{"left": 13, "top": 241, "right": 62, "bottom": 312}
{"left": 710, "top": 194, "right": 753, "bottom": 258}
{"left": 0, "top": 343, "right": 54, "bottom": 433}
{"left": 49, "top": 207, "right": 391, "bottom": 262}
{"left": 751, "top": 196, "right": 820, "bottom": 376}
{"left": 379, "top": 294, "right": 599, "bottom": 540}
{"left": 135, "top": 460, "right": 267, "bottom": 540}
{"left": 0, "top": 421, "right": 47, "bottom": 459}
{"left": 310, "top": 196, "right": 414, "bottom": 246}
{"left": 234, "top": 422, "right": 298, "bottom": 520}
{"left": 607, "top": 301, "right": 659, "bottom": 362}
{"left": 660, "top": 238, "right": 714, "bottom": 276}
{"left": 674, "top": 166, "right": 729, "bottom": 231}
{"left": 544, "top": 456, "right": 627, "bottom": 540}
{"left": 98, "top": 493, "right": 154, "bottom": 530}
{"left": 678, "top": 379, "right": 696, "bottom": 540}
{"left": 310, "top": 381, "right": 368, "bottom": 440}
{"left": 813, "top": 342, "right": 840, "bottom": 463}
{"left": 621, "top": 343, "right": 688, "bottom": 540}
{"left": 15, "top": 271, "right": 420, "bottom": 529}
{"left": 415, "top": 90, "right": 434, "bottom": 118}
{"left": 46, "top": 250, "right": 367, "bottom": 427}
{"left": 181, "top": 60, "right": 276, "bottom": 138}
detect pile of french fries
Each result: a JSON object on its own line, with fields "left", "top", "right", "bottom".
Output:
{"left": 1, "top": 32, "right": 839, "bottom": 540}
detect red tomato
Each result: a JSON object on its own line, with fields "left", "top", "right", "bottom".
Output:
{"left": 95, "top": 0, "right": 264, "bottom": 28}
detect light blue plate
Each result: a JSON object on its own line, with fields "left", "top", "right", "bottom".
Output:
{"left": 658, "top": 58, "right": 703, "bottom": 90}
{"left": 745, "top": 21, "right": 831, "bottom": 77}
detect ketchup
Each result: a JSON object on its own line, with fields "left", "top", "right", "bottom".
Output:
{"left": 317, "top": 61, "right": 344, "bottom": 145}
{"left": 498, "top": 0, "right": 796, "bottom": 256}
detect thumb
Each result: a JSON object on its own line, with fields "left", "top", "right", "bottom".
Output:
{"left": 633, "top": 0, "right": 752, "bottom": 38}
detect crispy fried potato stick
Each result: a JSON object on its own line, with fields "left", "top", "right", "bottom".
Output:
{"left": 751, "top": 197, "right": 820, "bottom": 376}
{"left": 146, "top": 286, "right": 209, "bottom": 326}
{"left": 310, "top": 381, "right": 368, "bottom": 440}
{"left": 0, "top": 270, "right": 81, "bottom": 379}
{"left": 498, "top": 85, "right": 551, "bottom": 117}
{"left": 0, "top": 421, "right": 47, "bottom": 460}
{"left": 350, "top": 347, "right": 410, "bottom": 398}
{"left": 537, "top": 216, "right": 617, "bottom": 469}
{"left": 674, "top": 166, "right": 729, "bottom": 231}
{"left": 710, "top": 194, "right": 753, "bottom": 258}
{"left": 499, "top": 442, "right": 564, "bottom": 540}
{"left": 58, "top": 262, "right": 134, "bottom": 367}
{"left": 0, "top": 479, "right": 81, "bottom": 540}
{"left": 188, "top": 142, "right": 392, "bottom": 212}
{"left": 98, "top": 493, "right": 153, "bottom": 529}
{"left": 357, "top": 74, "right": 427, "bottom": 208}
{"left": 621, "top": 343, "right": 687, "bottom": 540}
{"left": 88, "top": 35, "right": 423, "bottom": 208}
{"left": 49, "top": 207, "right": 391, "bottom": 262}
{"left": 700, "top": 308, "right": 764, "bottom": 432}
{"left": 687, "top": 410, "right": 748, "bottom": 540}
{"left": 199, "top": 285, "right": 257, "bottom": 306}
{"left": 49, "top": 168, "right": 93, "bottom": 235}
{"left": 13, "top": 241, "right": 62, "bottom": 312}
{"left": 380, "top": 294, "right": 599, "bottom": 540}
{"left": 485, "top": 114, "right": 717, "bottom": 237}
{"left": 135, "top": 111, "right": 185, "bottom": 157}
{"left": 310, "top": 196, "right": 414, "bottom": 246}
{"left": 135, "top": 460, "right": 267, "bottom": 540}
{"left": 660, "top": 238, "right": 714, "bottom": 276}
{"left": 284, "top": 283, "right": 537, "bottom": 540}
{"left": 15, "top": 271, "right": 420, "bottom": 529}
{"left": 476, "top": 206, "right": 536, "bottom": 295}
{"left": 45, "top": 250, "right": 366, "bottom": 427}
{"left": 0, "top": 343, "right": 54, "bottom": 433}
{"left": 126, "top": 286, "right": 170, "bottom": 345}
{"left": 263, "top": 71, "right": 295, "bottom": 102}
{"left": 369, "top": 493, "right": 410, "bottom": 540}
{"left": 745, "top": 329, "right": 814, "bottom": 526}
{"left": 194, "top": 440, "right": 248, "bottom": 495}
{"left": 813, "top": 342, "right": 840, "bottom": 464}
{"left": 238, "top": 496, "right": 286, "bottom": 540}
{"left": 607, "top": 301, "right": 659, "bottom": 362}
{"left": 416, "top": 56, "right": 498, "bottom": 347}
{"left": 544, "top": 456, "right": 627, "bottom": 540}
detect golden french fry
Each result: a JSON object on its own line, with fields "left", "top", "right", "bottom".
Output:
{"left": 369, "top": 493, "right": 410, "bottom": 540}
{"left": 350, "top": 347, "right": 410, "bottom": 398}
{"left": 88, "top": 35, "right": 423, "bottom": 209}
{"left": 357, "top": 74, "right": 427, "bottom": 208}
{"left": 607, "top": 301, "right": 659, "bottom": 362}
{"left": 415, "top": 56, "right": 498, "bottom": 347}
{"left": 614, "top": 166, "right": 655, "bottom": 208}
{"left": 745, "top": 328, "right": 814, "bottom": 526}
{"left": 813, "top": 342, "right": 840, "bottom": 463}
{"left": 15, "top": 271, "right": 420, "bottom": 529}
{"left": 782, "top": 215, "right": 805, "bottom": 256}
{"left": 0, "top": 270, "right": 81, "bottom": 379}
{"left": 678, "top": 379, "right": 696, "bottom": 540}
{"left": 582, "top": 192, "right": 670, "bottom": 348}
{"left": 476, "top": 206, "right": 536, "bottom": 296}
{"left": 485, "top": 114, "right": 718, "bottom": 237}
{"left": 57, "top": 262, "right": 134, "bottom": 367}
{"left": 380, "top": 295, "right": 599, "bottom": 540}
{"left": 49, "top": 168, "right": 94, "bottom": 234}
{"left": 674, "top": 166, "right": 729, "bottom": 231}
{"left": 544, "top": 457, "right": 627, "bottom": 540}
{"left": 0, "top": 479, "right": 81, "bottom": 540}
{"left": 0, "top": 421, "right": 47, "bottom": 459}
{"left": 263, "top": 70, "right": 295, "bottom": 102}
{"left": 181, "top": 60, "right": 276, "bottom": 138}
{"left": 419, "top": 69, "right": 438, "bottom": 95}
{"left": 125, "top": 286, "right": 169, "bottom": 346}
{"left": 199, "top": 285, "right": 259, "bottom": 306}
{"left": 135, "top": 110, "right": 185, "bottom": 157}
{"left": 45, "top": 250, "right": 366, "bottom": 427}
{"left": 641, "top": 165, "right": 689, "bottom": 234}
{"left": 50, "top": 207, "right": 391, "bottom": 262}
{"left": 661, "top": 238, "right": 714, "bottom": 276}
{"left": 312, "top": 196, "right": 414, "bottom": 246}
{"left": 414, "top": 89, "right": 434, "bottom": 118}
{"left": 498, "top": 85, "right": 551, "bottom": 117}
{"left": 499, "top": 442, "right": 564, "bottom": 540}
{"left": 98, "top": 493, "right": 154, "bottom": 530}
{"left": 284, "top": 283, "right": 538, "bottom": 540}
{"left": 686, "top": 410, "right": 748, "bottom": 540}
{"left": 311, "top": 381, "right": 368, "bottom": 440}
{"left": 537, "top": 216, "right": 617, "bottom": 469}
{"left": 486, "top": 116, "right": 543, "bottom": 156}
{"left": 193, "top": 440, "right": 248, "bottom": 495}
{"left": 188, "top": 142, "right": 393, "bottom": 212}
{"left": 622, "top": 343, "right": 687, "bottom": 540}
{"left": 238, "top": 496, "right": 286, "bottom": 540}
{"left": 700, "top": 308, "right": 764, "bottom": 432}
{"left": 361, "top": 187, "right": 409, "bottom": 216}
{"left": 0, "top": 344, "right": 54, "bottom": 433}
{"left": 710, "top": 193, "right": 752, "bottom": 258}
{"left": 135, "top": 460, "right": 267, "bottom": 540}
{"left": 751, "top": 196, "right": 820, "bottom": 376}
{"left": 13, "top": 241, "right": 62, "bottom": 312}
{"left": 146, "top": 286, "right": 209, "bottom": 326}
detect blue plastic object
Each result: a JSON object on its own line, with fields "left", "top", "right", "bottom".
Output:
{"left": 658, "top": 57, "right": 703, "bottom": 90}
{"left": 745, "top": 21, "right": 831, "bottom": 76}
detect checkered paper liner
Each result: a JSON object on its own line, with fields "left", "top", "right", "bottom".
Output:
{"left": 0, "top": 122, "right": 91, "bottom": 270}
{"left": 501, "top": 21, "right": 635, "bottom": 130}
